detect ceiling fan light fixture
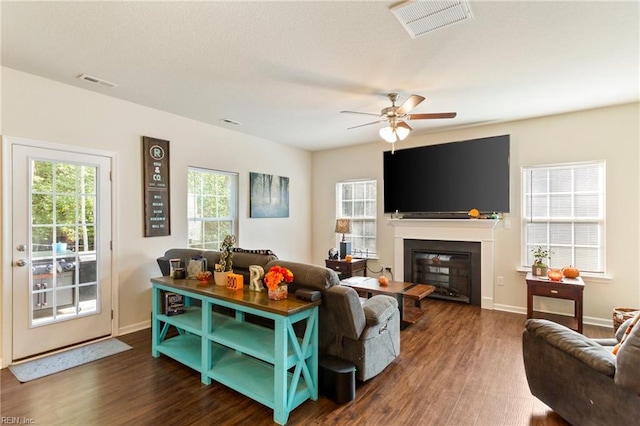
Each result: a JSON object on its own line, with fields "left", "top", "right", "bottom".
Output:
{"left": 379, "top": 126, "right": 398, "bottom": 143}
{"left": 396, "top": 122, "right": 411, "bottom": 140}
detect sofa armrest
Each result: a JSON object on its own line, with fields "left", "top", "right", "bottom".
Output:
{"left": 362, "top": 296, "right": 398, "bottom": 326}
{"left": 525, "top": 319, "right": 615, "bottom": 376}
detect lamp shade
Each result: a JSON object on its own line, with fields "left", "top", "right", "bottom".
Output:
{"left": 335, "top": 218, "right": 352, "bottom": 234}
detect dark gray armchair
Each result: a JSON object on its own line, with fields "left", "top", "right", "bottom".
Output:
{"left": 522, "top": 318, "right": 640, "bottom": 425}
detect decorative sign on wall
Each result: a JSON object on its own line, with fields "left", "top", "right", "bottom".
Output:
{"left": 143, "top": 136, "right": 171, "bottom": 237}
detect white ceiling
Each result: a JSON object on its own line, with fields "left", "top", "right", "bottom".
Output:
{"left": 2, "top": 1, "right": 638, "bottom": 151}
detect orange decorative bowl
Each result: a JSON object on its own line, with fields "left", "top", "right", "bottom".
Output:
{"left": 547, "top": 268, "right": 563, "bottom": 282}
{"left": 196, "top": 271, "right": 212, "bottom": 282}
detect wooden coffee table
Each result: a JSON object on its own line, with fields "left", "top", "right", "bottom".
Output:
{"left": 340, "top": 277, "right": 417, "bottom": 326}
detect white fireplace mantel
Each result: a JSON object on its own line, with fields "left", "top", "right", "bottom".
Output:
{"left": 389, "top": 219, "right": 499, "bottom": 309}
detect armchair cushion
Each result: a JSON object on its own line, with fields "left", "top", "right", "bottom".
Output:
{"left": 525, "top": 319, "right": 615, "bottom": 376}
{"left": 363, "top": 296, "right": 398, "bottom": 326}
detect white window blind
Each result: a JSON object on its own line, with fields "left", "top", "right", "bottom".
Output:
{"left": 187, "top": 167, "right": 238, "bottom": 250}
{"left": 337, "top": 179, "right": 377, "bottom": 258}
{"left": 522, "top": 162, "right": 605, "bottom": 273}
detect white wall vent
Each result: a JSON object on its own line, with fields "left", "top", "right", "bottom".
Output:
{"left": 219, "top": 118, "right": 241, "bottom": 126}
{"left": 77, "top": 73, "right": 118, "bottom": 88}
{"left": 391, "top": 0, "right": 474, "bottom": 38}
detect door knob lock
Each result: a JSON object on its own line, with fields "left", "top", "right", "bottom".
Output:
{"left": 15, "top": 259, "right": 28, "bottom": 267}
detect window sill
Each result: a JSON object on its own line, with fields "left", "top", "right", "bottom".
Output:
{"left": 516, "top": 267, "right": 613, "bottom": 282}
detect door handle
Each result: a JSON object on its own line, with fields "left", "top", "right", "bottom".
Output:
{"left": 15, "top": 259, "right": 28, "bottom": 267}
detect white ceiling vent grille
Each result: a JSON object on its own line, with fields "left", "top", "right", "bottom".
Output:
{"left": 77, "top": 73, "right": 118, "bottom": 88}
{"left": 391, "top": 0, "right": 474, "bottom": 38}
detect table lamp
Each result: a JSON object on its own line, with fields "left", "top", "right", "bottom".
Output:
{"left": 335, "top": 218, "right": 352, "bottom": 259}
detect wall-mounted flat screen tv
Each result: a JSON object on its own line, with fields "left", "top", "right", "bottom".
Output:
{"left": 383, "top": 135, "right": 510, "bottom": 215}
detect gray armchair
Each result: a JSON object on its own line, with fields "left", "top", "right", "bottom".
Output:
{"left": 264, "top": 259, "right": 400, "bottom": 381}
{"left": 522, "top": 318, "right": 640, "bottom": 425}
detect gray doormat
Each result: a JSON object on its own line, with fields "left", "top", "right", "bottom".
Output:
{"left": 9, "top": 338, "right": 132, "bottom": 382}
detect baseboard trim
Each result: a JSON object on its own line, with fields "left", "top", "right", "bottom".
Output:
{"left": 118, "top": 320, "right": 150, "bottom": 336}
{"left": 492, "top": 304, "right": 612, "bottom": 329}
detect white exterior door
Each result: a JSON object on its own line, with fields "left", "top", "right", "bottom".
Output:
{"left": 9, "top": 141, "right": 113, "bottom": 360}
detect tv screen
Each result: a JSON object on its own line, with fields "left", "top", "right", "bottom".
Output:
{"left": 383, "top": 135, "right": 510, "bottom": 215}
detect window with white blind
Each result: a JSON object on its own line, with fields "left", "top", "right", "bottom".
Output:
{"left": 521, "top": 161, "right": 605, "bottom": 273}
{"left": 187, "top": 167, "right": 238, "bottom": 250}
{"left": 337, "top": 179, "right": 377, "bottom": 258}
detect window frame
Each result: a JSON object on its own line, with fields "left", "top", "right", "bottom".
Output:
{"left": 521, "top": 161, "right": 606, "bottom": 275}
{"left": 336, "top": 179, "right": 377, "bottom": 259}
{"left": 187, "top": 167, "right": 238, "bottom": 250}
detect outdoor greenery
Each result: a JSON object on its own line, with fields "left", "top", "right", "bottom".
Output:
{"left": 31, "top": 161, "right": 96, "bottom": 252}
{"left": 187, "top": 168, "right": 235, "bottom": 249}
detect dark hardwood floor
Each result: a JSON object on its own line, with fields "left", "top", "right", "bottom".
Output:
{"left": 1, "top": 299, "right": 612, "bottom": 425}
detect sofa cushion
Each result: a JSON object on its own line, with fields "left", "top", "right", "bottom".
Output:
{"left": 616, "top": 317, "right": 635, "bottom": 342}
{"left": 613, "top": 312, "right": 640, "bottom": 355}
{"left": 614, "top": 313, "right": 640, "bottom": 394}
{"left": 156, "top": 248, "right": 204, "bottom": 276}
{"left": 264, "top": 260, "right": 339, "bottom": 291}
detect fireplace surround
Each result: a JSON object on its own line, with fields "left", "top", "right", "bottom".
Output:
{"left": 390, "top": 219, "right": 499, "bottom": 309}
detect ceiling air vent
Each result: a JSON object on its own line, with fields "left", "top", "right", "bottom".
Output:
{"left": 391, "top": 0, "right": 474, "bottom": 38}
{"left": 219, "top": 118, "right": 241, "bottom": 126}
{"left": 77, "top": 73, "right": 118, "bottom": 88}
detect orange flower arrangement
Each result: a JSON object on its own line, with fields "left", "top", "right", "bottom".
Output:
{"left": 264, "top": 265, "right": 294, "bottom": 290}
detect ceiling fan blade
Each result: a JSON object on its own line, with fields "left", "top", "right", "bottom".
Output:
{"left": 340, "top": 110, "right": 382, "bottom": 117}
{"left": 408, "top": 112, "right": 457, "bottom": 120}
{"left": 397, "top": 120, "right": 412, "bottom": 131}
{"left": 395, "top": 94, "right": 426, "bottom": 115}
{"left": 347, "top": 120, "right": 385, "bottom": 130}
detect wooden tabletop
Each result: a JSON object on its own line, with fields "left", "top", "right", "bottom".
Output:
{"left": 151, "top": 276, "right": 320, "bottom": 316}
{"left": 340, "top": 276, "right": 415, "bottom": 295}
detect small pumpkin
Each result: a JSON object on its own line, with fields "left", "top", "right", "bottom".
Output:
{"left": 547, "top": 268, "right": 563, "bottom": 282}
{"left": 562, "top": 266, "right": 580, "bottom": 278}
{"left": 378, "top": 276, "right": 389, "bottom": 286}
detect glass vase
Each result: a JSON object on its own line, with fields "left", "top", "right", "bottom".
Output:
{"left": 268, "top": 285, "right": 288, "bottom": 300}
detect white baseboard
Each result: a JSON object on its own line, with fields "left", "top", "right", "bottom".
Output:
{"left": 118, "top": 320, "right": 150, "bottom": 336}
{"left": 493, "top": 303, "right": 526, "bottom": 315}
{"left": 492, "top": 304, "right": 612, "bottom": 329}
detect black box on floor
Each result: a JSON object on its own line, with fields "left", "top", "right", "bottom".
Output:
{"left": 319, "top": 355, "right": 355, "bottom": 403}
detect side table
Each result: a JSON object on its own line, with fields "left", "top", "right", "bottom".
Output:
{"left": 325, "top": 258, "right": 367, "bottom": 279}
{"left": 526, "top": 272, "right": 584, "bottom": 333}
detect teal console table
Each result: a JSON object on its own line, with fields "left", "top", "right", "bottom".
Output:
{"left": 151, "top": 276, "right": 320, "bottom": 425}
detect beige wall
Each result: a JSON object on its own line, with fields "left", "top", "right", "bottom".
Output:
{"left": 311, "top": 102, "right": 640, "bottom": 325}
{"left": 1, "top": 66, "right": 637, "bottom": 366}
{"left": 1, "top": 68, "right": 313, "bottom": 358}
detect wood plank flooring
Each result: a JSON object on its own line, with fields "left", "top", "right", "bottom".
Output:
{"left": 1, "top": 299, "right": 612, "bottom": 425}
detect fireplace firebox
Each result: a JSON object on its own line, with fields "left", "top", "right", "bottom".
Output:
{"left": 403, "top": 239, "right": 481, "bottom": 306}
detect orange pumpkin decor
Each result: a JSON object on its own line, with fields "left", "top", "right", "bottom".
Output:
{"left": 547, "top": 268, "right": 563, "bottom": 282}
{"left": 562, "top": 266, "right": 580, "bottom": 278}
{"left": 378, "top": 276, "right": 389, "bottom": 286}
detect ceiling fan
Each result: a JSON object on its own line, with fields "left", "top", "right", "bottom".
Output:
{"left": 341, "top": 93, "right": 457, "bottom": 152}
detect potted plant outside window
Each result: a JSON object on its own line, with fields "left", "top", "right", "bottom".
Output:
{"left": 214, "top": 234, "right": 236, "bottom": 286}
{"left": 531, "top": 246, "right": 552, "bottom": 276}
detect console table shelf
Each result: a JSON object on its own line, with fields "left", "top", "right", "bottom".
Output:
{"left": 151, "top": 276, "right": 320, "bottom": 425}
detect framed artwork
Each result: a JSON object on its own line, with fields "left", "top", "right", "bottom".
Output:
{"left": 250, "top": 172, "right": 290, "bottom": 218}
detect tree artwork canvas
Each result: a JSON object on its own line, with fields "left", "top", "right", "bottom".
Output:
{"left": 250, "top": 172, "right": 290, "bottom": 218}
